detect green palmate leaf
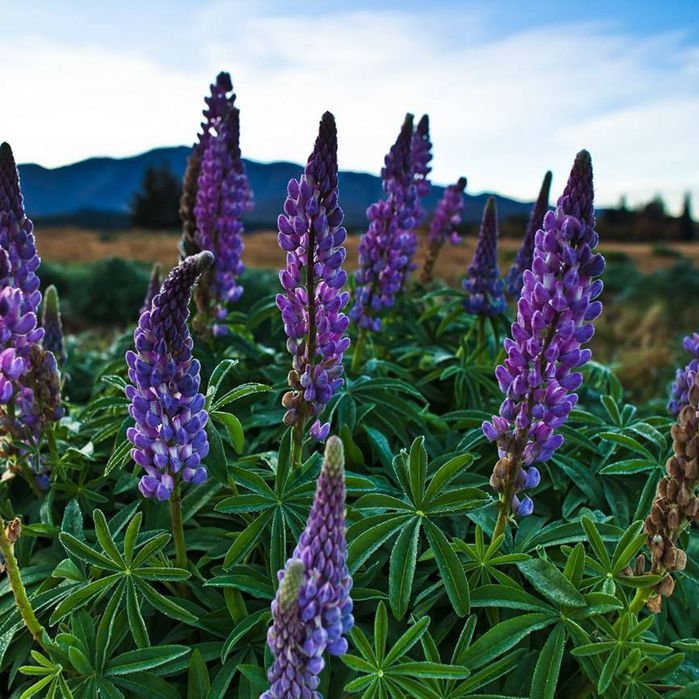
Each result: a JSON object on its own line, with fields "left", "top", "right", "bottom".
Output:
{"left": 213, "top": 410, "right": 245, "bottom": 453}
{"left": 207, "top": 359, "right": 239, "bottom": 402}
{"left": 135, "top": 578, "right": 198, "bottom": 623}
{"left": 408, "top": 436, "right": 427, "bottom": 507}
{"left": 187, "top": 649, "right": 211, "bottom": 699}
{"left": 470, "top": 585, "right": 554, "bottom": 613}
{"left": 383, "top": 615, "right": 431, "bottom": 666}
{"left": 205, "top": 421, "right": 228, "bottom": 484}
{"left": 106, "top": 645, "right": 191, "bottom": 675}
{"left": 93, "top": 510, "right": 125, "bottom": 566}
{"left": 50, "top": 573, "right": 121, "bottom": 623}
{"left": 422, "top": 453, "right": 474, "bottom": 505}
{"left": 459, "top": 613, "right": 557, "bottom": 670}
{"left": 530, "top": 623, "right": 566, "bottom": 699}
{"left": 59, "top": 533, "right": 121, "bottom": 571}
{"left": 597, "top": 644, "right": 622, "bottom": 694}
{"left": 348, "top": 514, "right": 412, "bottom": 573}
{"left": 212, "top": 381, "right": 270, "bottom": 412}
{"left": 516, "top": 558, "right": 586, "bottom": 608}
{"left": 126, "top": 579, "right": 149, "bottom": 649}
{"left": 222, "top": 609, "right": 271, "bottom": 662}
{"left": 389, "top": 517, "right": 421, "bottom": 619}
{"left": 423, "top": 519, "right": 470, "bottom": 616}
{"left": 581, "top": 516, "right": 611, "bottom": 567}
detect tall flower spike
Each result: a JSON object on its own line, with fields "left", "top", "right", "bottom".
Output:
{"left": 483, "top": 151, "right": 605, "bottom": 522}
{"left": 41, "top": 285, "right": 65, "bottom": 366}
{"left": 505, "top": 171, "right": 553, "bottom": 298}
{"left": 668, "top": 333, "right": 699, "bottom": 416}
{"left": 193, "top": 99, "right": 251, "bottom": 335}
{"left": 462, "top": 197, "right": 505, "bottom": 316}
{"left": 643, "top": 373, "right": 699, "bottom": 612}
{"left": 263, "top": 559, "right": 322, "bottom": 699}
{"left": 351, "top": 114, "right": 419, "bottom": 331}
{"left": 420, "top": 177, "right": 467, "bottom": 285}
{"left": 411, "top": 114, "right": 432, "bottom": 209}
{"left": 125, "top": 252, "right": 212, "bottom": 501}
{"left": 263, "top": 437, "right": 353, "bottom": 699}
{"left": 179, "top": 73, "right": 253, "bottom": 258}
{"left": 276, "top": 112, "right": 350, "bottom": 444}
{"left": 139, "top": 264, "right": 161, "bottom": 318}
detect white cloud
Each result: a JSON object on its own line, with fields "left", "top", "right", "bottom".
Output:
{"left": 0, "top": 3, "right": 696, "bottom": 212}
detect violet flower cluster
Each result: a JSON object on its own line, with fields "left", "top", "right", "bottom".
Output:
{"left": 483, "top": 151, "right": 605, "bottom": 517}
{"left": 420, "top": 177, "right": 467, "bottom": 285}
{"left": 276, "top": 112, "right": 350, "bottom": 442}
{"left": 0, "top": 143, "right": 55, "bottom": 467}
{"left": 264, "top": 436, "right": 353, "bottom": 698}
{"left": 350, "top": 115, "right": 420, "bottom": 332}
{"left": 180, "top": 72, "right": 253, "bottom": 336}
{"left": 41, "top": 285, "right": 66, "bottom": 366}
{"left": 462, "top": 197, "right": 506, "bottom": 316}
{"left": 411, "top": 114, "right": 432, "bottom": 216}
{"left": 668, "top": 333, "right": 699, "bottom": 416}
{"left": 125, "top": 252, "right": 212, "bottom": 501}
{"left": 504, "top": 171, "right": 553, "bottom": 298}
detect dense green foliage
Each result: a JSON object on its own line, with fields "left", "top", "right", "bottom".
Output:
{"left": 1, "top": 265, "right": 699, "bottom": 698}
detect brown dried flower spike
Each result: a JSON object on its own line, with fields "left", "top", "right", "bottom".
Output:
{"left": 643, "top": 379, "right": 699, "bottom": 611}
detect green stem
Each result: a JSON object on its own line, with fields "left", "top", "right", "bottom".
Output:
{"left": 169, "top": 480, "right": 188, "bottom": 572}
{"left": 0, "top": 519, "right": 49, "bottom": 651}
{"left": 351, "top": 330, "right": 366, "bottom": 373}
{"left": 628, "top": 586, "right": 651, "bottom": 615}
{"left": 491, "top": 494, "right": 510, "bottom": 542}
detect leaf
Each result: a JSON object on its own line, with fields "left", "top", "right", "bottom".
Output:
{"left": 389, "top": 517, "right": 421, "bottom": 619}
{"left": 135, "top": 578, "right": 197, "bottom": 624}
{"left": 213, "top": 411, "right": 244, "bottom": 453}
{"left": 383, "top": 616, "right": 430, "bottom": 666}
{"left": 187, "top": 649, "right": 210, "bottom": 699}
{"left": 348, "top": 514, "right": 412, "bottom": 573}
{"left": 423, "top": 519, "right": 470, "bottom": 616}
{"left": 407, "top": 437, "right": 427, "bottom": 507}
{"left": 530, "top": 624, "right": 566, "bottom": 699}
{"left": 106, "top": 645, "right": 191, "bottom": 675}
{"left": 213, "top": 382, "right": 270, "bottom": 412}
{"left": 516, "top": 559, "right": 586, "bottom": 608}
{"left": 459, "top": 613, "right": 556, "bottom": 670}
{"left": 581, "top": 516, "right": 611, "bottom": 568}
{"left": 50, "top": 573, "right": 121, "bottom": 623}
{"left": 204, "top": 422, "right": 228, "bottom": 484}
{"left": 599, "top": 459, "right": 656, "bottom": 475}
{"left": 597, "top": 644, "right": 622, "bottom": 694}
{"left": 423, "top": 453, "right": 474, "bottom": 505}
{"left": 93, "top": 510, "right": 125, "bottom": 567}
{"left": 59, "top": 533, "right": 120, "bottom": 571}
{"left": 222, "top": 609, "right": 271, "bottom": 663}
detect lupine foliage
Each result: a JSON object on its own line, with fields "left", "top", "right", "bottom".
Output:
{"left": 1, "top": 97, "right": 699, "bottom": 699}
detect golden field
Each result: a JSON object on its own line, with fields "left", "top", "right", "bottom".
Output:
{"left": 34, "top": 226, "right": 699, "bottom": 279}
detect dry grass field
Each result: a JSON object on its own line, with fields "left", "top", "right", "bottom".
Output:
{"left": 34, "top": 226, "right": 699, "bottom": 280}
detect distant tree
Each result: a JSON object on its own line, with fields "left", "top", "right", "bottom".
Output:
{"left": 679, "top": 193, "right": 695, "bottom": 241}
{"left": 130, "top": 163, "right": 182, "bottom": 229}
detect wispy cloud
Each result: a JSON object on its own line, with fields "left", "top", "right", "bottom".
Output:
{"left": 1, "top": 1, "right": 697, "bottom": 211}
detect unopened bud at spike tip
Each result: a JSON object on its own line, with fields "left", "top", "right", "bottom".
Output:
{"left": 278, "top": 559, "right": 304, "bottom": 609}
{"left": 323, "top": 435, "right": 345, "bottom": 477}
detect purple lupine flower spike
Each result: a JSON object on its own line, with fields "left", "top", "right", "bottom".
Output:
{"left": 351, "top": 114, "right": 419, "bottom": 331}
{"left": 193, "top": 100, "right": 250, "bottom": 335}
{"left": 139, "top": 264, "right": 161, "bottom": 318}
{"left": 293, "top": 436, "right": 353, "bottom": 656}
{"left": 263, "top": 437, "right": 353, "bottom": 699}
{"left": 180, "top": 73, "right": 237, "bottom": 257}
{"left": 263, "top": 559, "right": 322, "bottom": 699}
{"left": 41, "top": 285, "right": 66, "bottom": 366}
{"left": 668, "top": 333, "right": 699, "bottom": 416}
{"left": 505, "top": 171, "right": 553, "bottom": 298}
{"left": 484, "top": 150, "right": 605, "bottom": 519}
{"left": 277, "top": 112, "right": 350, "bottom": 444}
{"left": 411, "top": 114, "right": 432, "bottom": 207}
{"left": 125, "top": 252, "right": 213, "bottom": 501}
{"left": 462, "top": 197, "right": 506, "bottom": 316}
{"left": 420, "top": 177, "right": 467, "bottom": 285}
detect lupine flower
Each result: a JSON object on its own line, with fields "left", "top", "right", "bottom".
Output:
{"left": 180, "top": 73, "right": 237, "bottom": 257}
{"left": 351, "top": 115, "right": 419, "bottom": 332}
{"left": 483, "top": 151, "right": 605, "bottom": 517}
{"left": 263, "top": 437, "right": 353, "bottom": 698}
{"left": 125, "top": 252, "right": 212, "bottom": 501}
{"left": 262, "top": 559, "right": 321, "bottom": 699}
{"left": 193, "top": 101, "right": 250, "bottom": 335}
{"left": 41, "top": 285, "right": 66, "bottom": 366}
{"left": 277, "top": 113, "right": 350, "bottom": 443}
{"left": 462, "top": 197, "right": 506, "bottom": 316}
{"left": 420, "top": 177, "right": 467, "bottom": 285}
{"left": 643, "top": 373, "right": 699, "bottom": 612}
{"left": 0, "top": 143, "right": 42, "bottom": 317}
{"left": 0, "top": 143, "right": 48, "bottom": 483}
{"left": 667, "top": 333, "right": 699, "bottom": 416}
{"left": 411, "top": 114, "right": 432, "bottom": 212}
{"left": 505, "top": 171, "right": 553, "bottom": 298}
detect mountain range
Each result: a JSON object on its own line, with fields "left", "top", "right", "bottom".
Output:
{"left": 17, "top": 146, "right": 533, "bottom": 230}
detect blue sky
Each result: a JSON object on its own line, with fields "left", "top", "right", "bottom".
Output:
{"left": 1, "top": 0, "right": 697, "bottom": 211}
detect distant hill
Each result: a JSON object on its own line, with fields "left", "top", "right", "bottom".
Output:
{"left": 17, "top": 146, "right": 533, "bottom": 230}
